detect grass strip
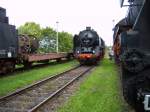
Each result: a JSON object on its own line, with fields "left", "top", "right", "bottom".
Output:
{"left": 59, "top": 59, "right": 125, "bottom": 112}
{"left": 0, "top": 60, "right": 78, "bottom": 96}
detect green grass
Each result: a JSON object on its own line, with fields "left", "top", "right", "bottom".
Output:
{"left": 58, "top": 59, "right": 125, "bottom": 112}
{"left": 0, "top": 60, "right": 78, "bottom": 96}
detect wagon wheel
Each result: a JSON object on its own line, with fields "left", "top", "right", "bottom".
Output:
{"left": 8, "top": 62, "right": 15, "bottom": 72}
{"left": 56, "top": 58, "right": 61, "bottom": 63}
{"left": 93, "top": 59, "right": 98, "bottom": 65}
{"left": 1, "top": 66, "right": 7, "bottom": 74}
{"left": 79, "top": 61, "right": 84, "bottom": 65}
{"left": 4, "top": 61, "right": 15, "bottom": 73}
{"left": 23, "top": 62, "right": 32, "bottom": 69}
{"left": 41, "top": 60, "right": 49, "bottom": 63}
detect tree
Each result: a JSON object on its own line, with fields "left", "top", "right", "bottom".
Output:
{"left": 18, "top": 22, "right": 41, "bottom": 38}
{"left": 39, "top": 27, "right": 57, "bottom": 53}
{"left": 58, "top": 32, "right": 73, "bottom": 52}
{"left": 18, "top": 22, "right": 73, "bottom": 53}
{"left": 40, "top": 28, "right": 73, "bottom": 53}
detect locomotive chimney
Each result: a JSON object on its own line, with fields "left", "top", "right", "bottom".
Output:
{"left": 86, "top": 27, "right": 91, "bottom": 31}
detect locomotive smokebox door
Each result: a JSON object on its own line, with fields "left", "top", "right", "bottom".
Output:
{"left": 86, "top": 27, "right": 91, "bottom": 30}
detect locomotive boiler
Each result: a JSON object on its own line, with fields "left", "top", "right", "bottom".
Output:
{"left": 74, "top": 27, "right": 105, "bottom": 65}
{"left": 113, "top": 0, "right": 150, "bottom": 111}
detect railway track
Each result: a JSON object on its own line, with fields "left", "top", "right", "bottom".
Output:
{"left": 0, "top": 60, "right": 71, "bottom": 78}
{"left": 0, "top": 65, "right": 93, "bottom": 112}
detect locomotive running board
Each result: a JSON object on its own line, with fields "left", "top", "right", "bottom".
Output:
{"left": 143, "top": 95, "right": 150, "bottom": 111}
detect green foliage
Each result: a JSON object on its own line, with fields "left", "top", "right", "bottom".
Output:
{"left": 58, "top": 32, "right": 73, "bottom": 52}
{"left": 41, "top": 27, "right": 56, "bottom": 39}
{"left": 18, "top": 22, "right": 73, "bottom": 53}
{"left": 18, "top": 22, "right": 41, "bottom": 38}
{"left": 39, "top": 27, "right": 57, "bottom": 53}
{"left": 59, "top": 59, "right": 127, "bottom": 112}
{"left": 39, "top": 29, "right": 73, "bottom": 53}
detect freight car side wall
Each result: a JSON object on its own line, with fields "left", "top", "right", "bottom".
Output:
{"left": 23, "top": 53, "right": 68, "bottom": 62}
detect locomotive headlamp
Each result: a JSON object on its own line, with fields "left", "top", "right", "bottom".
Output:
{"left": 7, "top": 52, "right": 12, "bottom": 58}
{"left": 93, "top": 50, "right": 95, "bottom": 54}
{"left": 77, "top": 51, "right": 80, "bottom": 54}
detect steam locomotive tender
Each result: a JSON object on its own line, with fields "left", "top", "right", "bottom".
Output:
{"left": 74, "top": 27, "right": 105, "bottom": 65}
{"left": 113, "top": 0, "right": 150, "bottom": 111}
{"left": 0, "top": 7, "right": 18, "bottom": 73}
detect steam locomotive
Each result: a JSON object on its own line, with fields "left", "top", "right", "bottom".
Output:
{"left": 113, "top": 0, "right": 150, "bottom": 111}
{"left": 73, "top": 27, "right": 105, "bottom": 65}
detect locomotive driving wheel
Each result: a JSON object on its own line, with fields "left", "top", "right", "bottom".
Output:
{"left": 122, "top": 49, "right": 145, "bottom": 73}
{"left": 123, "top": 69, "right": 150, "bottom": 112}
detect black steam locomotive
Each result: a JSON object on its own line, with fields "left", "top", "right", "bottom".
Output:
{"left": 0, "top": 7, "right": 18, "bottom": 73}
{"left": 74, "top": 27, "right": 105, "bottom": 65}
{"left": 113, "top": 0, "right": 150, "bottom": 111}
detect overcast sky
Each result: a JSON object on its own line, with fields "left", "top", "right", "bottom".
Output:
{"left": 0, "top": 0, "right": 128, "bottom": 45}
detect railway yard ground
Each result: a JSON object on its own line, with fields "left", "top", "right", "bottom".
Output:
{"left": 58, "top": 59, "right": 132, "bottom": 112}
{"left": 0, "top": 60, "right": 78, "bottom": 97}
{"left": 0, "top": 59, "right": 134, "bottom": 112}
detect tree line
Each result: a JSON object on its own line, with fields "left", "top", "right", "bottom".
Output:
{"left": 18, "top": 22, "right": 73, "bottom": 53}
